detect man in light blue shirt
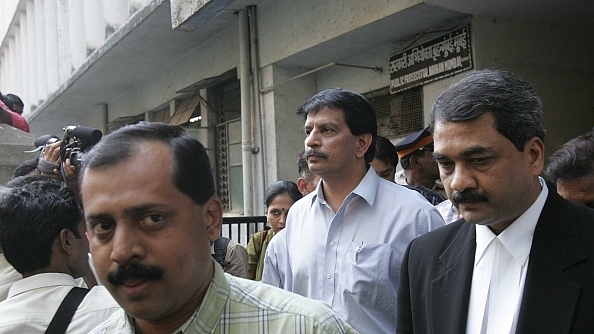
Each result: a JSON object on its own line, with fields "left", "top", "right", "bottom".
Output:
{"left": 262, "top": 88, "right": 445, "bottom": 334}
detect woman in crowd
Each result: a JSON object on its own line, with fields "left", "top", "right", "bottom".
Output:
{"left": 247, "top": 180, "right": 302, "bottom": 280}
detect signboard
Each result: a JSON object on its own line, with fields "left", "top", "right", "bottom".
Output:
{"left": 389, "top": 25, "right": 473, "bottom": 94}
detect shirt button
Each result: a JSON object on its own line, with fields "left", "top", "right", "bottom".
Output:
{"left": 329, "top": 241, "right": 335, "bottom": 247}
{"left": 326, "top": 274, "right": 332, "bottom": 279}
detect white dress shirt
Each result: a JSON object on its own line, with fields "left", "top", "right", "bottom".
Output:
{"left": 0, "top": 272, "right": 120, "bottom": 333}
{"left": 466, "top": 178, "right": 548, "bottom": 334}
{"left": 0, "top": 253, "right": 21, "bottom": 301}
{"left": 262, "top": 167, "right": 445, "bottom": 334}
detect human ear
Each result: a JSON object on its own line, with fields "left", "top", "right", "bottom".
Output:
{"left": 297, "top": 178, "right": 309, "bottom": 195}
{"left": 356, "top": 133, "right": 373, "bottom": 159}
{"left": 204, "top": 195, "right": 223, "bottom": 243}
{"left": 525, "top": 137, "right": 545, "bottom": 176}
{"left": 59, "top": 229, "right": 74, "bottom": 254}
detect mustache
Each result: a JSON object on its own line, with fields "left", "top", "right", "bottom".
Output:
{"left": 107, "top": 262, "right": 164, "bottom": 286}
{"left": 304, "top": 150, "right": 328, "bottom": 160}
{"left": 451, "top": 190, "right": 488, "bottom": 205}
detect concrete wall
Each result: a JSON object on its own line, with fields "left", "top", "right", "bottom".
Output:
{"left": 3, "top": 0, "right": 593, "bottom": 209}
{"left": 423, "top": 17, "right": 594, "bottom": 153}
{"left": 470, "top": 16, "right": 594, "bottom": 153}
{"left": 256, "top": 0, "right": 422, "bottom": 68}
{"left": 0, "top": 126, "right": 38, "bottom": 184}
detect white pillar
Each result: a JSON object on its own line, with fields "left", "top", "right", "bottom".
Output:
{"left": 26, "top": 0, "right": 38, "bottom": 106}
{"left": 68, "top": 0, "right": 86, "bottom": 69}
{"left": 34, "top": 0, "right": 47, "bottom": 102}
{"left": 45, "top": 0, "right": 59, "bottom": 94}
{"left": 83, "top": 0, "right": 105, "bottom": 53}
{"left": 57, "top": 0, "right": 72, "bottom": 83}
{"left": 15, "top": 19, "right": 24, "bottom": 98}
{"left": 103, "top": 0, "right": 129, "bottom": 33}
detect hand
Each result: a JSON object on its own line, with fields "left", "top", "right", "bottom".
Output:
{"left": 35, "top": 140, "right": 61, "bottom": 176}
{"left": 41, "top": 140, "right": 61, "bottom": 164}
{"left": 63, "top": 158, "right": 80, "bottom": 194}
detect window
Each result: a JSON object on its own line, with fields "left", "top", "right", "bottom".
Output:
{"left": 209, "top": 78, "right": 242, "bottom": 213}
{"left": 365, "top": 86, "right": 423, "bottom": 139}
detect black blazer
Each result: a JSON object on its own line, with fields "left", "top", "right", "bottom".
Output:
{"left": 397, "top": 190, "right": 594, "bottom": 334}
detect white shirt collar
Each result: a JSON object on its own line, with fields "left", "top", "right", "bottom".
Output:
{"left": 313, "top": 166, "right": 379, "bottom": 208}
{"left": 475, "top": 177, "right": 548, "bottom": 266}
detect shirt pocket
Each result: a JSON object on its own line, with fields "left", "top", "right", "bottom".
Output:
{"left": 342, "top": 242, "right": 396, "bottom": 310}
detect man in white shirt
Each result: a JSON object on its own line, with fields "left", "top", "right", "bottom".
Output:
{"left": 262, "top": 88, "right": 445, "bottom": 334}
{"left": 0, "top": 176, "right": 119, "bottom": 333}
{"left": 396, "top": 69, "right": 594, "bottom": 334}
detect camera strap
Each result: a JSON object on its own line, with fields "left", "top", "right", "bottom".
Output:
{"left": 45, "top": 287, "right": 90, "bottom": 334}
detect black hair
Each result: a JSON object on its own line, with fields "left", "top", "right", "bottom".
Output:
{"left": 374, "top": 136, "right": 398, "bottom": 168}
{"left": 544, "top": 130, "right": 594, "bottom": 182}
{"left": 0, "top": 176, "right": 82, "bottom": 274}
{"left": 82, "top": 122, "right": 215, "bottom": 205}
{"left": 430, "top": 69, "right": 546, "bottom": 151}
{"left": 4, "top": 94, "right": 23, "bottom": 114}
{"left": 297, "top": 150, "right": 314, "bottom": 181}
{"left": 297, "top": 88, "right": 377, "bottom": 163}
{"left": 264, "top": 180, "right": 302, "bottom": 208}
{"left": 13, "top": 158, "right": 39, "bottom": 178}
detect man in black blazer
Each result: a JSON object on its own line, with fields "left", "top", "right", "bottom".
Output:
{"left": 397, "top": 69, "right": 594, "bottom": 334}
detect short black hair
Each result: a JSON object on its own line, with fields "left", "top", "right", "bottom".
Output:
{"left": 544, "top": 130, "right": 594, "bottom": 182}
{"left": 297, "top": 88, "right": 377, "bottom": 163}
{"left": 430, "top": 69, "right": 545, "bottom": 151}
{"left": 4, "top": 94, "right": 23, "bottom": 114}
{"left": 297, "top": 150, "right": 314, "bottom": 181}
{"left": 0, "top": 176, "right": 82, "bottom": 274}
{"left": 374, "top": 136, "right": 398, "bottom": 168}
{"left": 82, "top": 122, "right": 215, "bottom": 205}
{"left": 13, "top": 158, "right": 39, "bottom": 178}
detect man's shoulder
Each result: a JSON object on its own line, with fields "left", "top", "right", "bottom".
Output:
{"left": 409, "top": 219, "right": 470, "bottom": 249}
{"left": 377, "top": 181, "right": 436, "bottom": 207}
{"left": 86, "top": 309, "right": 128, "bottom": 334}
{"left": 226, "top": 275, "right": 356, "bottom": 332}
{"left": 541, "top": 191, "right": 594, "bottom": 229}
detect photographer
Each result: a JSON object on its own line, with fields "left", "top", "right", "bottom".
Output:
{"left": 37, "top": 140, "right": 80, "bottom": 193}
{"left": 33, "top": 126, "right": 102, "bottom": 194}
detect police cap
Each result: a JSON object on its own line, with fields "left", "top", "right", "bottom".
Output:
{"left": 394, "top": 128, "right": 434, "bottom": 159}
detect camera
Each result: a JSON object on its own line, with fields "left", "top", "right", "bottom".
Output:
{"left": 60, "top": 126, "right": 102, "bottom": 169}
{"left": 31, "top": 125, "right": 102, "bottom": 170}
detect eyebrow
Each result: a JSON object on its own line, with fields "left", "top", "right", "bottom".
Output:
{"left": 86, "top": 203, "right": 163, "bottom": 221}
{"left": 433, "top": 146, "right": 493, "bottom": 160}
{"left": 304, "top": 120, "right": 339, "bottom": 131}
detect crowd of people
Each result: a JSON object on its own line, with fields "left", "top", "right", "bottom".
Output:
{"left": 0, "top": 69, "right": 593, "bottom": 333}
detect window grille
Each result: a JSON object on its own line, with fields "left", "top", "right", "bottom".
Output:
{"left": 365, "top": 86, "right": 423, "bottom": 139}
{"left": 209, "top": 78, "right": 242, "bottom": 213}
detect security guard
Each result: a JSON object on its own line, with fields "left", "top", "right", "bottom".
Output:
{"left": 394, "top": 128, "right": 447, "bottom": 199}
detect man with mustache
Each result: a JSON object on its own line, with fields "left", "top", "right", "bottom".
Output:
{"left": 80, "top": 122, "right": 357, "bottom": 334}
{"left": 262, "top": 88, "right": 444, "bottom": 334}
{"left": 397, "top": 70, "right": 594, "bottom": 334}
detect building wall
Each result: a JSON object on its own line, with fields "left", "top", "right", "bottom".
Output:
{"left": 2, "top": 0, "right": 593, "bottom": 213}
{"left": 471, "top": 16, "right": 594, "bottom": 152}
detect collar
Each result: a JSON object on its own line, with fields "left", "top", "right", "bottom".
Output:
{"left": 475, "top": 177, "right": 548, "bottom": 266}
{"left": 175, "top": 259, "right": 229, "bottom": 333}
{"left": 312, "top": 167, "right": 378, "bottom": 208}
{"left": 8, "top": 272, "right": 78, "bottom": 298}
